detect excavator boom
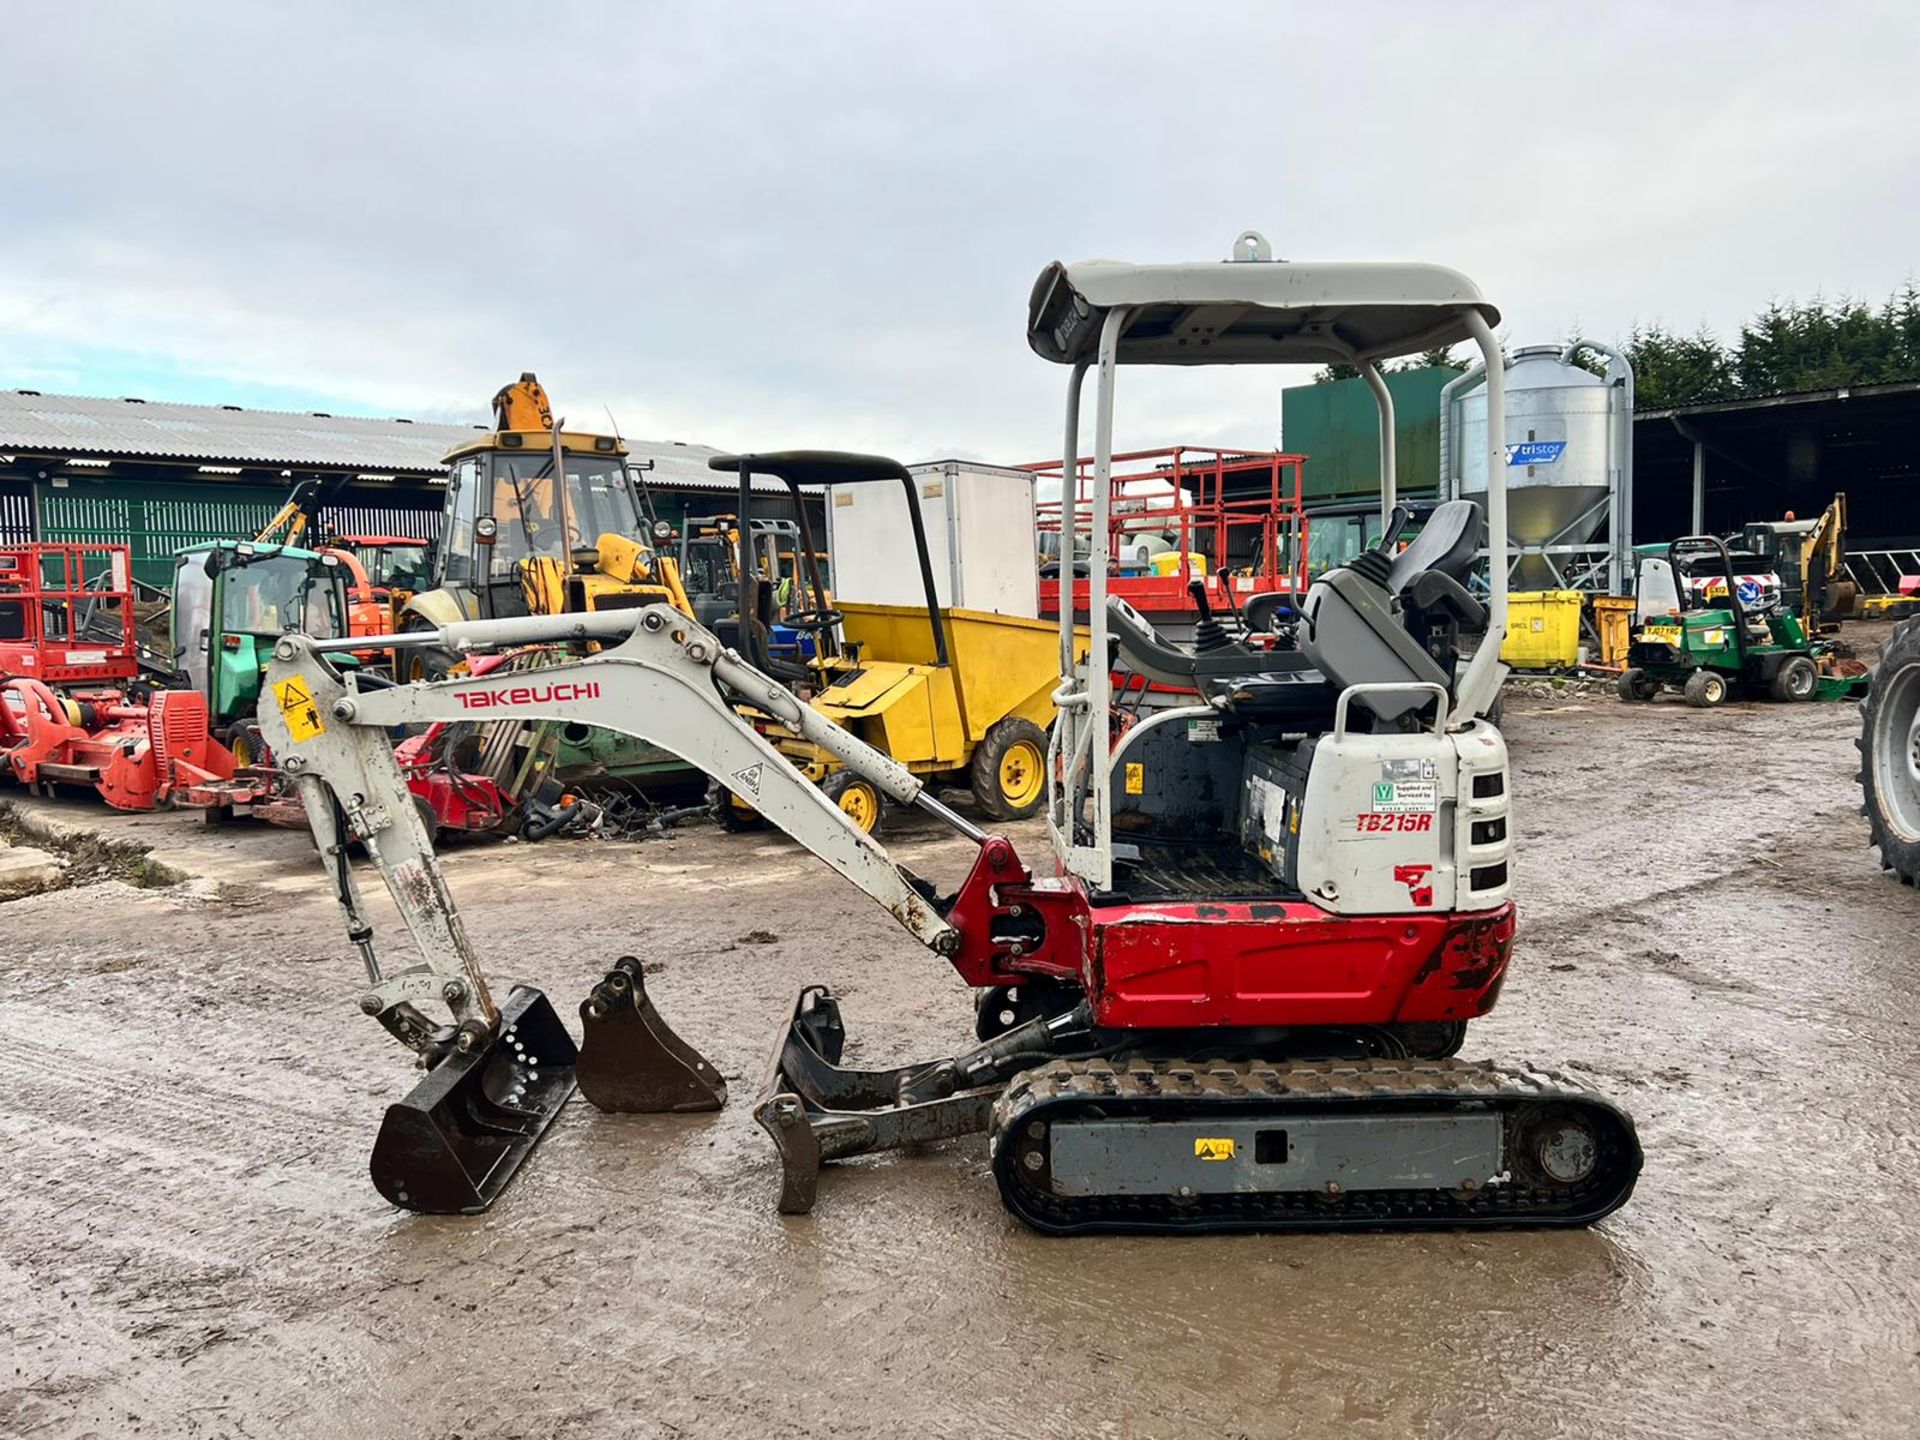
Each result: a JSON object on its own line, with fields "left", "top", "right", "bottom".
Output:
{"left": 261, "top": 606, "right": 975, "bottom": 1211}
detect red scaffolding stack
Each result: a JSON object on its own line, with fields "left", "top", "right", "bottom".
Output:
{"left": 0, "top": 544, "right": 139, "bottom": 686}
{"left": 1027, "top": 446, "right": 1308, "bottom": 636}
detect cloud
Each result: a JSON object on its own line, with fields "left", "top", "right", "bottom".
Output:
{"left": 2, "top": 1, "right": 1915, "bottom": 462}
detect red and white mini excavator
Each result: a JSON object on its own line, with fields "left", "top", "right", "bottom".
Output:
{"left": 261, "top": 233, "right": 1642, "bottom": 1231}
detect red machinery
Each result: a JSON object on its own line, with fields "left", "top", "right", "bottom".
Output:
{"left": 0, "top": 543, "right": 267, "bottom": 814}
{"left": 0, "top": 679, "right": 253, "bottom": 811}
{"left": 1030, "top": 446, "right": 1308, "bottom": 640}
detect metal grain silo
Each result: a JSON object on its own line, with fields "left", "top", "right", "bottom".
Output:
{"left": 1442, "top": 342, "right": 1633, "bottom": 593}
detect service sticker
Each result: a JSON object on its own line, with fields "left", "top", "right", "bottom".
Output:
{"left": 273, "top": 677, "right": 326, "bottom": 742}
{"left": 1371, "top": 780, "right": 1437, "bottom": 814}
{"left": 1186, "top": 717, "right": 1221, "bottom": 743}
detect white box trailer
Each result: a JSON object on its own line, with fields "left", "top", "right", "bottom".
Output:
{"left": 825, "top": 460, "right": 1039, "bottom": 618}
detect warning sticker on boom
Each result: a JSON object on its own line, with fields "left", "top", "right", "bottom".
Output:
{"left": 272, "top": 677, "right": 325, "bottom": 742}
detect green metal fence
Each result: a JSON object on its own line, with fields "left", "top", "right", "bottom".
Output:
{"left": 34, "top": 480, "right": 441, "bottom": 588}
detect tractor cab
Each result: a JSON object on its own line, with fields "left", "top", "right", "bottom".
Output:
{"left": 332, "top": 535, "right": 432, "bottom": 602}
{"left": 170, "top": 541, "right": 350, "bottom": 729}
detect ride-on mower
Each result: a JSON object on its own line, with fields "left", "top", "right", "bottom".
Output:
{"left": 1618, "top": 535, "right": 1867, "bottom": 707}
{"left": 261, "top": 232, "right": 1641, "bottom": 1231}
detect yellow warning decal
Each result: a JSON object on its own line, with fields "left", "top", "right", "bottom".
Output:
{"left": 1124, "top": 762, "right": 1144, "bottom": 795}
{"left": 1194, "top": 1137, "right": 1235, "bottom": 1161}
{"left": 273, "top": 677, "right": 326, "bottom": 742}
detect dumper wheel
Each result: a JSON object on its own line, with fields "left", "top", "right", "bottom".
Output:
{"left": 820, "top": 770, "right": 885, "bottom": 837}
{"left": 972, "top": 717, "right": 1048, "bottom": 820}
{"left": 1768, "top": 655, "right": 1818, "bottom": 702}
{"left": 709, "top": 780, "right": 768, "bottom": 832}
{"left": 1616, "top": 668, "right": 1658, "bottom": 702}
{"left": 1859, "top": 617, "right": 1920, "bottom": 885}
{"left": 1683, "top": 670, "right": 1729, "bottom": 708}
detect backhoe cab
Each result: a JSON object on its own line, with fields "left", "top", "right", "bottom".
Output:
{"left": 395, "top": 373, "right": 686, "bottom": 680}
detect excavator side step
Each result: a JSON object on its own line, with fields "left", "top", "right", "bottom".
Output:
{"left": 576, "top": 957, "right": 727, "bottom": 1113}
{"left": 991, "top": 1058, "right": 1643, "bottom": 1235}
{"left": 369, "top": 985, "right": 577, "bottom": 1214}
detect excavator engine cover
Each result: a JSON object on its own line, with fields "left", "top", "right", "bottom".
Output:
{"left": 576, "top": 956, "right": 727, "bottom": 1112}
{"left": 368, "top": 985, "right": 577, "bottom": 1214}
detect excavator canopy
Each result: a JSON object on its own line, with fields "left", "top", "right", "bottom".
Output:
{"left": 1026, "top": 242, "right": 1501, "bottom": 368}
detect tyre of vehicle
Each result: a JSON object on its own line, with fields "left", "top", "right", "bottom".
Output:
{"left": 1767, "top": 654, "right": 1818, "bottom": 702}
{"left": 820, "top": 769, "right": 885, "bottom": 837}
{"left": 1616, "top": 667, "right": 1656, "bottom": 702}
{"left": 1859, "top": 617, "right": 1920, "bottom": 884}
{"left": 970, "top": 716, "right": 1049, "bottom": 820}
{"left": 710, "top": 779, "right": 769, "bottom": 832}
{"left": 1683, "top": 669, "right": 1729, "bottom": 708}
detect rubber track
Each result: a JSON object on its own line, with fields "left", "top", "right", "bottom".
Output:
{"left": 990, "top": 1056, "right": 1642, "bottom": 1235}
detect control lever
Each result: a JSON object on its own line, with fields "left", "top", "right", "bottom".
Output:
{"left": 1187, "top": 579, "right": 1237, "bottom": 655}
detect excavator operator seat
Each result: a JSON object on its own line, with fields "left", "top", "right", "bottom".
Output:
{"left": 1386, "top": 498, "right": 1483, "bottom": 594}
{"left": 1299, "top": 499, "right": 1484, "bottom": 724}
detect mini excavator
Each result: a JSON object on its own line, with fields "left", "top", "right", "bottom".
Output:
{"left": 260, "top": 234, "right": 1642, "bottom": 1232}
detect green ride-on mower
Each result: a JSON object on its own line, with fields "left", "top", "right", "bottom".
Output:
{"left": 1617, "top": 535, "right": 1867, "bottom": 709}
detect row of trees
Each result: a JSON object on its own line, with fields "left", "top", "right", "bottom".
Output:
{"left": 1315, "top": 283, "right": 1920, "bottom": 411}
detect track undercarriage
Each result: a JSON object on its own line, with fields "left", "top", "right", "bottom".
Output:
{"left": 754, "top": 986, "right": 1641, "bottom": 1233}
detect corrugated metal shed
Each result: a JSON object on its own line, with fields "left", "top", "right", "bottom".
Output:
{"left": 0, "top": 387, "right": 766, "bottom": 492}
{"left": 0, "top": 388, "right": 482, "bottom": 471}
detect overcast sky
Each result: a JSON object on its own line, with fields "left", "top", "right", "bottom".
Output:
{"left": 3, "top": 2, "right": 1915, "bottom": 464}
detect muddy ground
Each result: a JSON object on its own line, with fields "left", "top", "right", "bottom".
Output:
{"left": 3, "top": 675, "right": 1917, "bottom": 1439}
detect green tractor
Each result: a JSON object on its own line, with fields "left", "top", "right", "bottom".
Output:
{"left": 168, "top": 540, "right": 352, "bottom": 758}
{"left": 1617, "top": 535, "right": 1867, "bottom": 708}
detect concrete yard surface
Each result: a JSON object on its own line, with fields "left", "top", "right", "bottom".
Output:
{"left": 2, "top": 688, "right": 1917, "bottom": 1439}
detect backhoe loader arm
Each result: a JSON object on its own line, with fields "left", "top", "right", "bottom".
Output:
{"left": 261, "top": 608, "right": 963, "bottom": 1055}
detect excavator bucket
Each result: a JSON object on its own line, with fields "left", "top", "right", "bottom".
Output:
{"left": 575, "top": 957, "right": 727, "bottom": 1112}
{"left": 368, "top": 986, "right": 577, "bottom": 1214}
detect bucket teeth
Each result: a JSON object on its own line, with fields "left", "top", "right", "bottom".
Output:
{"left": 369, "top": 985, "right": 577, "bottom": 1214}
{"left": 576, "top": 956, "right": 727, "bottom": 1113}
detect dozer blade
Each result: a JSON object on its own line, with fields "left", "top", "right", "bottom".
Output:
{"left": 754, "top": 985, "right": 997, "bottom": 1216}
{"left": 575, "top": 956, "right": 726, "bottom": 1113}
{"left": 369, "top": 985, "right": 577, "bottom": 1215}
